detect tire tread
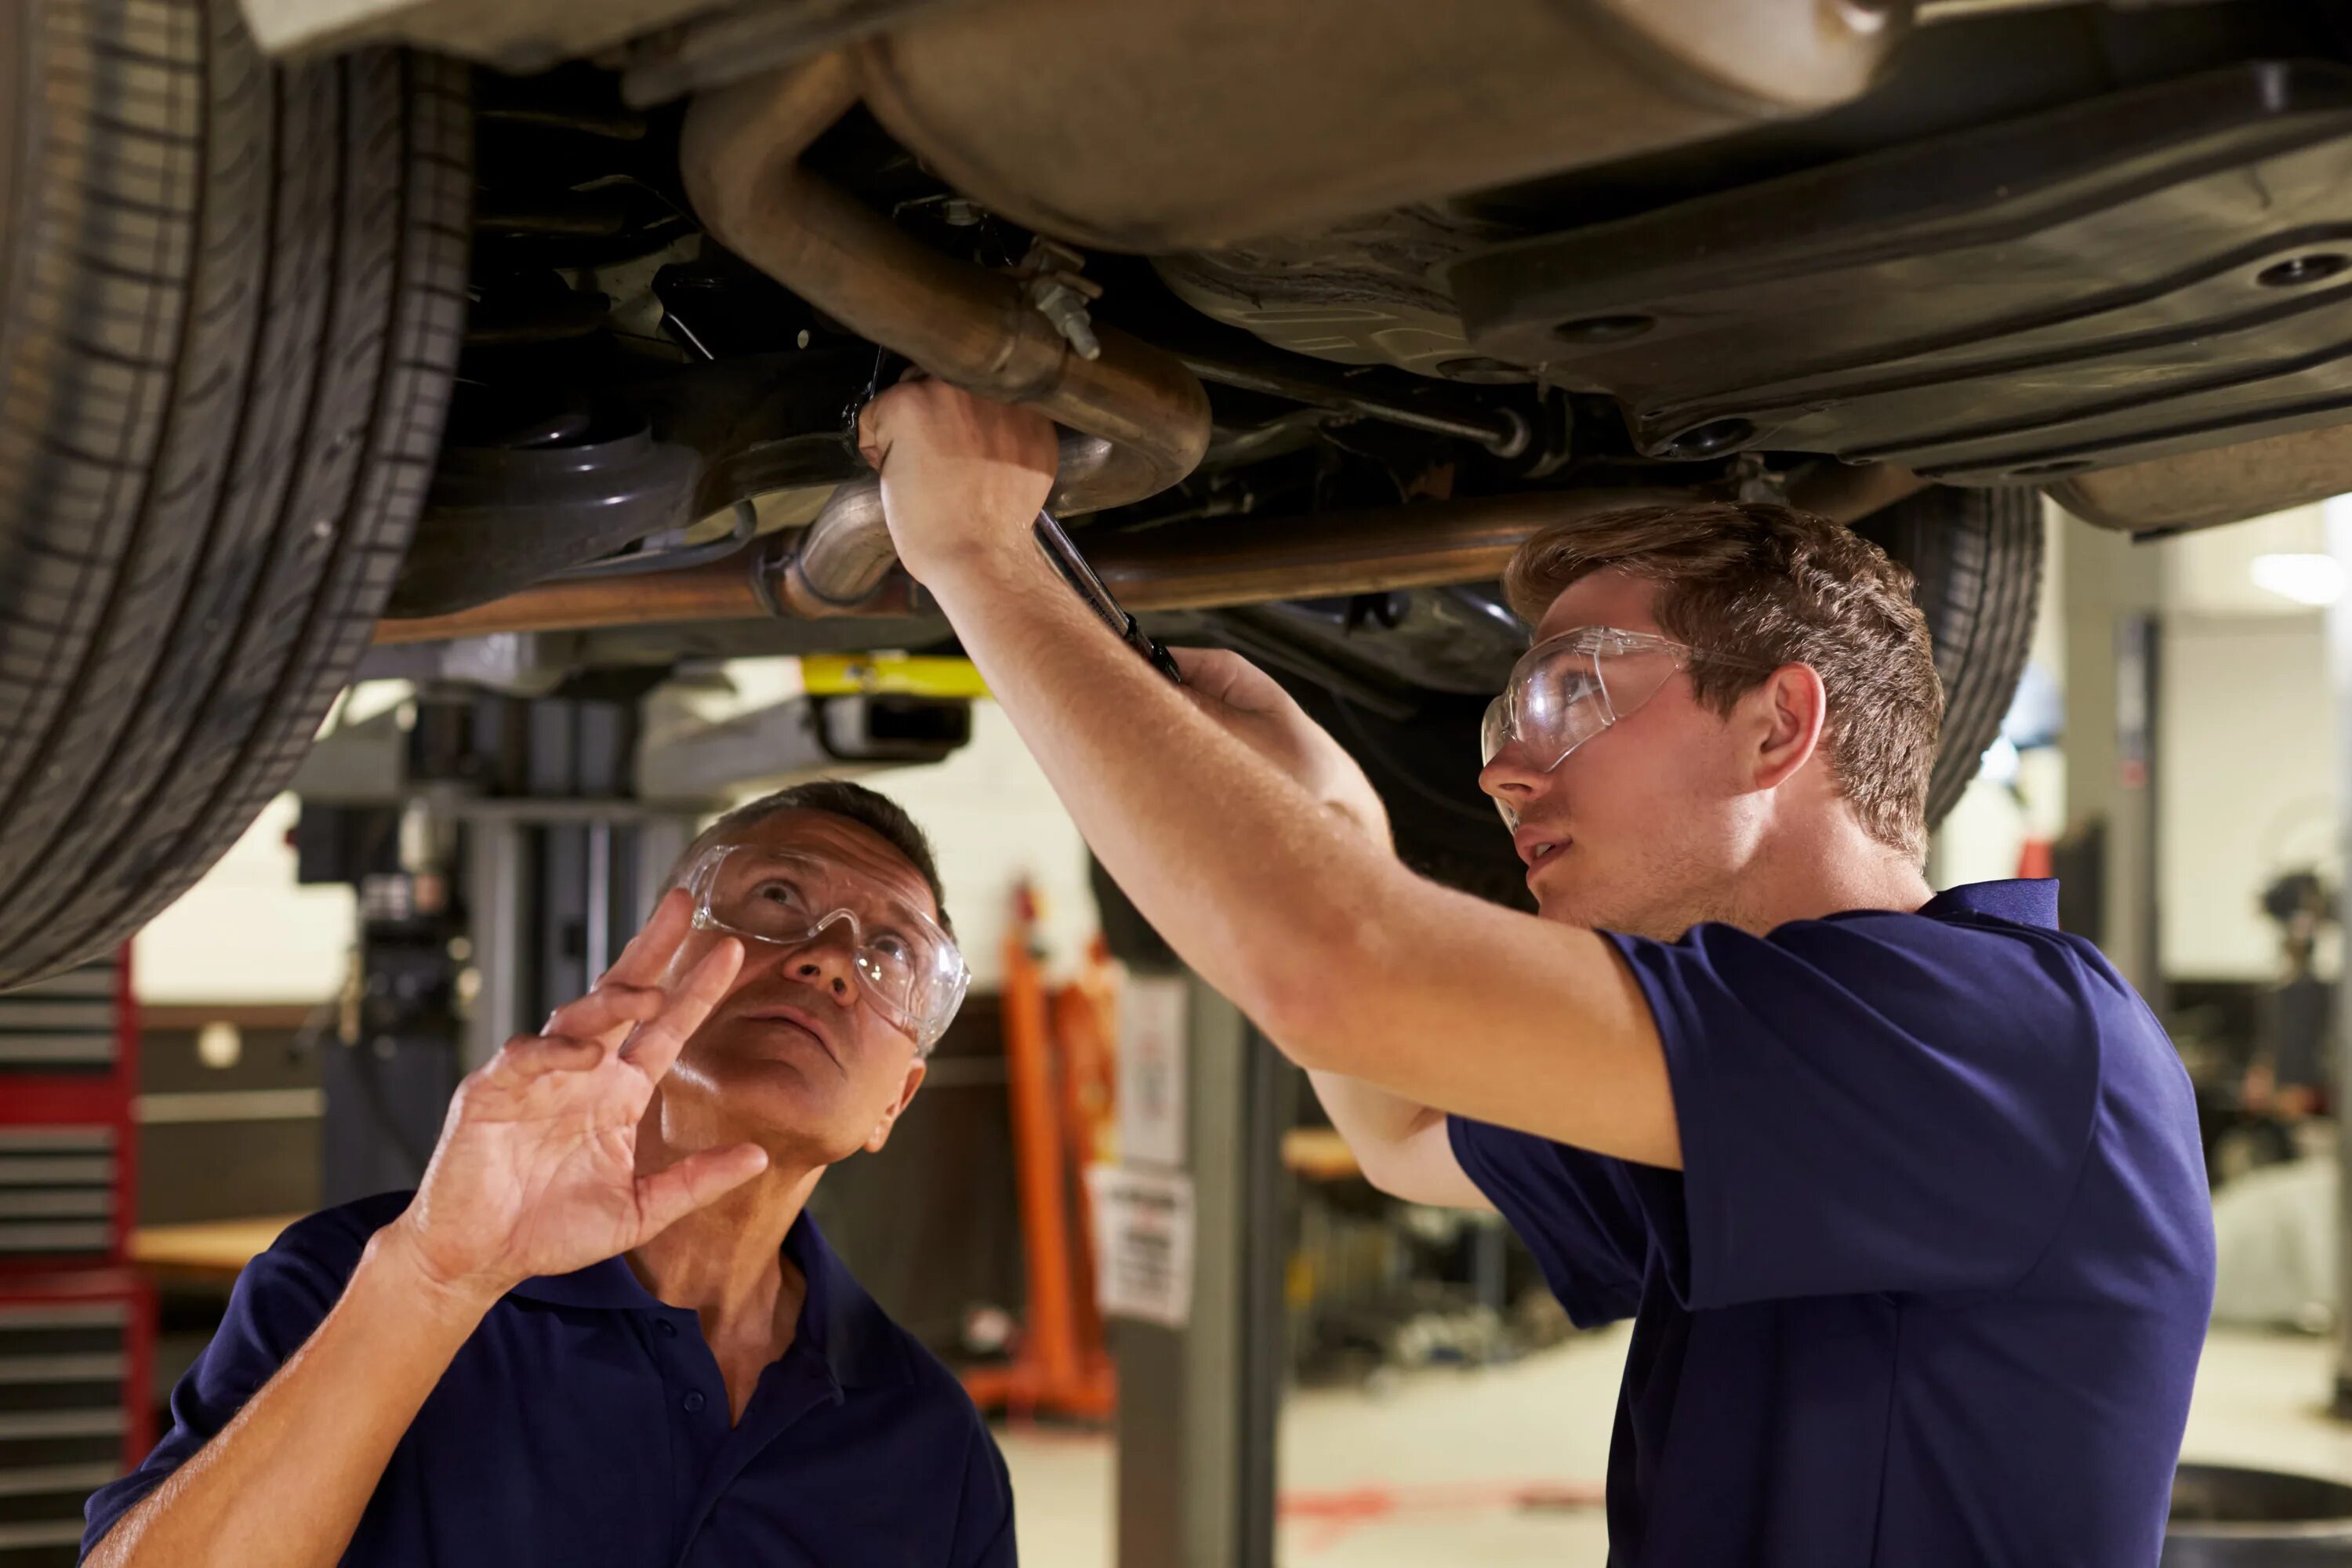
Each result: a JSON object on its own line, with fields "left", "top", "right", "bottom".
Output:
{"left": 1857, "top": 485, "right": 2045, "bottom": 830}
{"left": 0, "top": 0, "right": 469, "bottom": 983}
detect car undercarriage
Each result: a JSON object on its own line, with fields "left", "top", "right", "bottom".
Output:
{"left": 7, "top": 0, "right": 2352, "bottom": 981}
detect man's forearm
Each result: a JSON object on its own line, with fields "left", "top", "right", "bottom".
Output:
{"left": 88, "top": 1227, "right": 493, "bottom": 1568}
{"left": 924, "top": 542, "right": 1399, "bottom": 1029}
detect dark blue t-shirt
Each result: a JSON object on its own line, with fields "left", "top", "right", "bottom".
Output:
{"left": 82, "top": 1193, "right": 1014, "bottom": 1567}
{"left": 1450, "top": 880, "right": 2213, "bottom": 1567}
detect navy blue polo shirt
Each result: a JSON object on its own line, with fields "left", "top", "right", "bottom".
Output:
{"left": 83, "top": 1192, "right": 1014, "bottom": 1567}
{"left": 1451, "top": 880, "right": 2213, "bottom": 1567}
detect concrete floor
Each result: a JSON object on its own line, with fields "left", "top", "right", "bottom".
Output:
{"left": 995, "top": 1325, "right": 2352, "bottom": 1566}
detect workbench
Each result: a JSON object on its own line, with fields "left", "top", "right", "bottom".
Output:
{"left": 128, "top": 1215, "right": 298, "bottom": 1287}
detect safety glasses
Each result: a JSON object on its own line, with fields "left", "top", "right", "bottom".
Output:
{"left": 1481, "top": 626, "right": 1762, "bottom": 776}
{"left": 679, "top": 844, "right": 969, "bottom": 1050}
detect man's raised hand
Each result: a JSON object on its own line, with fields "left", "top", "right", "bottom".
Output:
{"left": 381, "top": 889, "right": 768, "bottom": 1310}
{"left": 857, "top": 377, "right": 1058, "bottom": 584}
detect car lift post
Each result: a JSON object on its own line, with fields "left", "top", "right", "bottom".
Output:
{"left": 1109, "top": 960, "right": 1287, "bottom": 1568}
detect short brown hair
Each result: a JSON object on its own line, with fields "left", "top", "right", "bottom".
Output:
{"left": 1504, "top": 502, "right": 1940, "bottom": 858}
{"left": 671, "top": 779, "right": 951, "bottom": 935}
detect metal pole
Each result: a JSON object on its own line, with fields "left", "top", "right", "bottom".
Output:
{"left": 2322, "top": 500, "right": 2352, "bottom": 1414}
{"left": 1233, "top": 1026, "right": 1287, "bottom": 1563}
{"left": 1112, "top": 973, "right": 1282, "bottom": 1568}
{"left": 584, "top": 821, "right": 612, "bottom": 985}
{"left": 2118, "top": 612, "right": 2164, "bottom": 1006}
{"left": 2057, "top": 514, "right": 2165, "bottom": 986}
{"left": 463, "top": 817, "right": 526, "bottom": 1070}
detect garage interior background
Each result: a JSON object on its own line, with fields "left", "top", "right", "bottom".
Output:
{"left": 19, "top": 495, "right": 2352, "bottom": 1566}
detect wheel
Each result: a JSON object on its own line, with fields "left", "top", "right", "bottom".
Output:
{"left": 0, "top": 0, "right": 470, "bottom": 986}
{"left": 1315, "top": 483, "right": 2047, "bottom": 908}
{"left": 1853, "top": 484, "right": 2045, "bottom": 829}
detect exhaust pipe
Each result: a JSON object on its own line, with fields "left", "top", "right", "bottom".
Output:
{"left": 370, "top": 456, "right": 1927, "bottom": 645}
{"left": 374, "top": 488, "right": 1715, "bottom": 645}
{"left": 779, "top": 431, "right": 1120, "bottom": 612}
{"left": 677, "top": 56, "right": 1212, "bottom": 613}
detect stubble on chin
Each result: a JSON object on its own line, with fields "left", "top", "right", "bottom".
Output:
{"left": 1537, "top": 877, "right": 1723, "bottom": 944}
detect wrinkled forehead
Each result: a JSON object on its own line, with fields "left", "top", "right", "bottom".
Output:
{"left": 710, "top": 809, "right": 938, "bottom": 920}
{"left": 1531, "top": 567, "right": 1664, "bottom": 646}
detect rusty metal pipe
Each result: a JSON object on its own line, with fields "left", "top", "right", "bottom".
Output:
{"left": 1094, "top": 489, "right": 1705, "bottom": 612}
{"left": 1783, "top": 460, "right": 1929, "bottom": 527}
{"left": 779, "top": 432, "right": 1118, "bottom": 615}
{"left": 376, "top": 487, "right": 1718, "bottom": 644}
{"left": 678, "top": 55, "right": 1212, "bottom": 610}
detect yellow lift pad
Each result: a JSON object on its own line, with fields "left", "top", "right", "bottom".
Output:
{"left": 799, "top": 653, "right": 989, "bottom": 700}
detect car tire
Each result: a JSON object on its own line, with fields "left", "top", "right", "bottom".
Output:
{"left": 1853, "top": 484, "right": 2046, "bottom": 830}
{"left": 0, "top": 0, "right": 470, "bottom": 985}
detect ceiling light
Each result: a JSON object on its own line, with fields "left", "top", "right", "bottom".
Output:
{"left": 2250, "top": 552, "right": 2346, "bottom": 607}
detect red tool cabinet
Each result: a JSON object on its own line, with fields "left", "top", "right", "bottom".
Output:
{"left": 0, "top": 950, "right": 154, "bottom": 1565}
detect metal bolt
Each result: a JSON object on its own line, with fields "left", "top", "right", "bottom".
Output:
{"left": 1030, "top": 278, "right": 1102, "bottom": 360}
{"left": 1015, "top": 238, "right": 1105, "bottom": 361}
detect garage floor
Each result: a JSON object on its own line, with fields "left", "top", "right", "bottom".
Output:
{"left": 995, "top": 1326, "right": 2352, "bottom": 1566}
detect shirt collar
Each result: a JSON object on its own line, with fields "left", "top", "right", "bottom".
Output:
{"left": 506, "top": 1210, "right": 912, "bottom": 1389}
{"left": 1919, "top": 877, "right": 2060, "bottom": 930}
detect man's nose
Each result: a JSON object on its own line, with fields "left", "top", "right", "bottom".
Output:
{"left": 1478, "top": 740, "right": 1552, "bottom": 811}
{"left": 788, "top": 920, "right": 863, "bottom": 1005}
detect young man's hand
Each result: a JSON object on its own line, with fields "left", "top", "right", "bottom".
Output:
{"left": 1171, "top": 647, "right": 1393, "bottom": 847}
{"left": 857, "top": 377, "right": 1058, "bottom": 583}
{"left": 378, "top": 890, "right": 768, "bottom": 1312}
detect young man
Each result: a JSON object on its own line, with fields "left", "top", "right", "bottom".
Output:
{"left": 82, "top": 782, "right": 1014, "bottom": 1568}
{"left": 858, "top": 380, "right": 2214, "bottom": 1566}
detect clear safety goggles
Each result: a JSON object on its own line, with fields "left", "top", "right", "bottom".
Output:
{"left": 679, "top": 844, "right": 969, "bottom": 1050}
{"left": 1481, "top": 627, "right": 1761, "bottom": 777}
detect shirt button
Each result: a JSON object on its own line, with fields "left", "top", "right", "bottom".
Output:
{"left": 655, "top": 1319, "right": 677, "bottom": 1338}
{"left": 683, "top": 1390, "right": 706, "bottom": 1414}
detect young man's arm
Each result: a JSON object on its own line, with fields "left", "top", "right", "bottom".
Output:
{"left": 1307, "top": 1069, "right": 1493, "bottom": 1209}
{"left": 860, "top": 381, "right": 1679, "bottom": 1168}
{"left": 86, "top": 896, "right": 764, "bottom": 1567}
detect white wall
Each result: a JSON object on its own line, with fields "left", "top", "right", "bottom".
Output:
{"left": 133, "top": 793, "right": 358, "bottom": 1004}
{"left": 2157, "top": 614, "right": 2331, "bottom": 979}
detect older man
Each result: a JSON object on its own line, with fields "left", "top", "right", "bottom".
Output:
{"left": 82, "top": 781, "right": 1013, "bottom": 1568}
{"left": 858, "top": 380, "right": 2212, "bottom": 1567}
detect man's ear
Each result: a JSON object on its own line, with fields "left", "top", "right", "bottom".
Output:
{"left": 1747, "top": 662, "right": 1828, "bottom": 793}
{"left": 862, "top": 1058, "right": 929, "bottom": 1155}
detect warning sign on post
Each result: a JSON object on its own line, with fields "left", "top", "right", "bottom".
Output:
{"left": 1116, "top": 975, "right": 1188, "bottom": 1170}
{"left": 1087, "top": 1165, "right": 1195, "bottom": 1329}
